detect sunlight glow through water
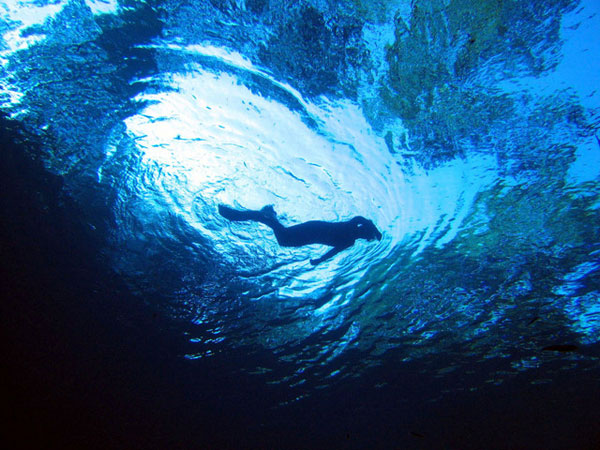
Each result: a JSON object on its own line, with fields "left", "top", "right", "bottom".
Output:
{"left": 117, "top": 54, "right": 500, "bottom": 303}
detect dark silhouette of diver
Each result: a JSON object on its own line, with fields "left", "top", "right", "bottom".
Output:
{"left": 218, "top": 204, "right": 382, "bottom": 265}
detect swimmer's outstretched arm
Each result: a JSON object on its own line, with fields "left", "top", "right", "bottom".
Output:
{"left": 310, "top": 245, "right": 350, "bottom": 266}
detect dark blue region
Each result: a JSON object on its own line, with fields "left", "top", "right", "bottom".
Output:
{"left": 2, "top": 113, "right": 600, "bottom": 449}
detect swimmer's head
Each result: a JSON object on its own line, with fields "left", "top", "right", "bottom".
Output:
{"left": 350, "top": 216, "right": 382, "bottom": 241}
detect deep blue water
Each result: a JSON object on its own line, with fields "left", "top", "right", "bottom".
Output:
{"left": 1, "top": 0, "right": 599, "bottom": 448}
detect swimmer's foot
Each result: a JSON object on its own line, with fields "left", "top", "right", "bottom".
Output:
{"left": 260, "top": 205, "right": 277, "bottom": 220}
{"left": 218, "top": 204, "right": 249, "bottom": 221}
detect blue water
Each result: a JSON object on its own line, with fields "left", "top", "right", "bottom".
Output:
{"left": 1, "top": 0, "right": 599, "bottom": 447}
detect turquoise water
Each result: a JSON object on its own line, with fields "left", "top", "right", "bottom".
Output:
{"left": 1, "top": 0, "right": 599, "bottom": 444}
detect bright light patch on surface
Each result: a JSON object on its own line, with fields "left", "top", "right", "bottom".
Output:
{"left": 85, "top": 0, "right": 117, "bottom": 15}
{"left": 565, "top": 292, "right": 600, "bottom": 345}
{"left": 554, "top": 261, "right": 600, "bottom": 297}
{"left": 147, "top": 42, "right": 319, "bottom": 118}
{"left": 183, "top": 44, "right": 258, "bottom": 72}
{"left": 123, "top": 68, "right": 406, "bottom": 268}
{"left": 555, "top": 260, "right": 600, "bottom": 344}
{"left": 0, "top": 0, "right": 64, "bottom": 60}
{"left": 0, "top": 0, "right": 117, "bottom": 65}
{"left": 556, "top": 0, "right": 600, "bottom": 110}
{"left": 404, "top": 154, "right": 498, "bottom": 256}
{"left": 567, "top": 138, "right": 600, "bottom": 185}
{"left": 431, "top": 155, "right": 497, "bottom": 249}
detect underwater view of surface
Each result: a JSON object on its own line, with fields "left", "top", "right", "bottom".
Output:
{"left": 1, "top": 0, "right": 599, "bottom": 448}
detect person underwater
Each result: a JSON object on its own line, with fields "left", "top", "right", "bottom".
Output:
{"left": 218, "top": 204, "right": 382, "bottom": 265}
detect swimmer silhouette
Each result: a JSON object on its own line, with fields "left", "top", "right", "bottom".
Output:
{"left": 218, "top": 204, "right": 382, "bottom": 265}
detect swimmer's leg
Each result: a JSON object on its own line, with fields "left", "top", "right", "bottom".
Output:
{"left": 218, "top": 204, "right": 281, "bottom": 228}
{"left": 219, "top": 204, "right": 262, "bottom": 222}
{"left": 219, "top": 204, "right": 293, "bottom": 246}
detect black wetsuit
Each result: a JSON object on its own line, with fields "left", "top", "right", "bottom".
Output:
{"left": 219, "top": 204, "right": 382, "bottom": 265}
